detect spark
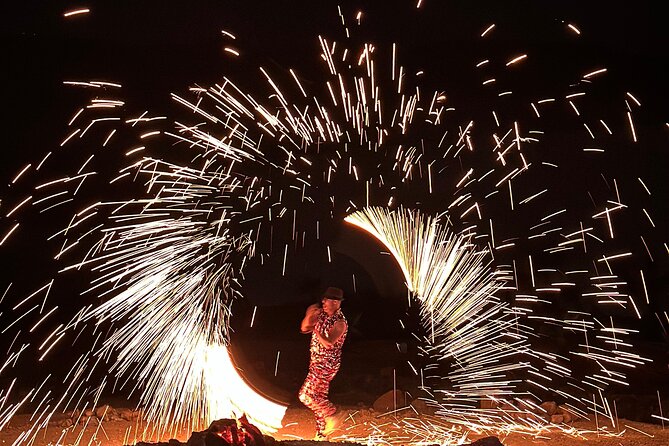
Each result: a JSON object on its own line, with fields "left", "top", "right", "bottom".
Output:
{"left": 637, "top": 177, "right": 651, "bottom": 195}
{"left": 583, "top": 68, "right": 607, "bottom": 79}
{"left": 506, "top": 54, "right": 528, "bottom": 66}
{"left": 140, "top": 131, "right": 161, "bottom": 139}
{"left": 1, "top": 7, "right": 663, "bottom": 444}
{"left": 627, "top": 111, "right": 638, "bottom": 142}
{"left": 626, "top": 92, "right": 641, "bottom": 106}
{"left": 481, "top": 24, "right": 496, "bottom": 37}
{"left": 289, "top": 69, "right": 308, "bottom": 97}
{"left": 6, "top": 196, "right": 32, "bottom": 218}
{"left": 624, "top": 424, "right": 654, "bottom": 437}
{"left": 250, "top": 306, "right": 258, "bottom": 327}
{"left": 60, "top": 129, "right": 80, "bottom": 146}
{"left": 282, "top": 243, "right": 288, "bottom": 275}
{"left": 640, "top": 270, "right": 649, "bottom": 304}
{"left": 103, "top": 129, "right": 117, "bottom": 146}
{"left": 63, "top": 8, "right": 90, "bottom": 18}
{"left": 11, "top": 164, "right": 32, "bottom": 184}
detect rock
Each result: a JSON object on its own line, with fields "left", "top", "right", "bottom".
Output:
{"left": 467, "top": 436, "right": 504, "bottom": 446}
{"left": 186, "top": 418, "right": 265, "bottom": 446}
{"left": 185, "top": 431, "right": 206, "bottom": 446}
{"left": 84, "top": 409, "right": 94, "bottom": 417}
{"left": 134, "top": 442, "right": 174, "bottom": 446}
{"left": 479, "top": 398, "right": 498, "bottom": 410}
{"left": 557, "top": 405, "right": 579, "bottom": 422}
{"left": 498, "top": 402, "right": 515, "bottom": 412}
{"left": 540, "top": 401, "right": 558, "bottom": 416}
{"left": 497, "top": 401, "right": 526, "bottom": 420}
{"left": 204, "top": 432, "right": 229, "bottom": 446}
{"left": 119, "top": 408, "right": 134, "bottom": 421}
{"left": 372, "top": 390, "right": 409, "bottom": 413}
{"left": 95, "top": 405, "right": 111, "bottom": 418}
{"left": 550, "top": 414, "right": 564, "bottom": 424}
{"left": 60, "top": 419, "right": 73, "bottom": 428}
{"left": 515, "top": 399, "right": 535, "bottom": 412}
{"left": 524, "top": 412, "right": 549, "bottom": 423}
{"left": 207, "top": 419, "right": 238, "bottom": 433}
{"left": 410, "top": 398, "right": 437, "bottom": 415}
{"left": 239, "top": 414, "right": 265, "bottom": 446}
{"left": 95, "top": 404, "right": 119, "bottom": 420}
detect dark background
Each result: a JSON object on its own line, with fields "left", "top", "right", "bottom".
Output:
{"left": 1, "top": 0, "right": 668, "bottom": 418}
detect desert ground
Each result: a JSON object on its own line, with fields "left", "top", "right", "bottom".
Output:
{"left": 2, "top": 405, "right": 669, "bottom": 446}
{"left": 3, "top": 339, "right": 668, "bottom": 446}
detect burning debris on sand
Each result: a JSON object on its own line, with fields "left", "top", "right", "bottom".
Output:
{"left": 131, "top": 417, "right": 504, "bottom": 446}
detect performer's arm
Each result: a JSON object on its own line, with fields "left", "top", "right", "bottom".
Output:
{"left": 314, "top": 320, "right": 346, "bottom": 347}
{"left": 300, "top": 303, "right": 321, "bottom": 334}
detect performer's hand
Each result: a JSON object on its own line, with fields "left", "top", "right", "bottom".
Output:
{"left": 301, "top": 303, "right": 322, "bottom": 334}
{"left": 306, "top": 303, "right": 322, "bottom": 316}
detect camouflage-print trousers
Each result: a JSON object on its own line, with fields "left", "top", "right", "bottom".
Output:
{"left": 298, "top": 361, "right": 340, "bottom": 434}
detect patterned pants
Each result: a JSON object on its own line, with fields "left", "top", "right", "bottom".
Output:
{"left": 298, "top": 361, "right": 339, "bottom": 435}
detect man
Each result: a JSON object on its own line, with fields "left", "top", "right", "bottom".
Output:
{"left": 298, "top": 286, "right": 348, "bottom": 439}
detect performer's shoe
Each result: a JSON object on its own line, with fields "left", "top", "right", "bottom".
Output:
{"left": 314, "top": 432, "right": 327, "bottom": 441}
{"left": 322, "top": 411, "right": 346, "bottom": 436}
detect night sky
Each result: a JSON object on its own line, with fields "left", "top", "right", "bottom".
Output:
{"left": 1, "top": 0, "right": 668, "bottom": 404}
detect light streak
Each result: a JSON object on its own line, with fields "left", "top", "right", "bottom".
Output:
{"left": 627, "top": 111, "right": 638, "bottom": 142}
{"left": 583, "top": 68, "right": 607, "bottom": 78}
{"left": 60, "top": 129, "right": 81, "bottom": 146}
{"left": 626, "top": 92, "right": 641, "bottom": 106}
{"left": 203, "top": 345, "right": 284, "bottom": 432}
{"left": 506, "top": 54, "right": 527, "bottom": 66}
{"left": 11, "top": 164, "right": 32, "bottom": 184}
{"left": 289, "top": 69, "right": 307, "bottom": 97}
{"left": 63, "top": 9, "right": 90, "bottom": 18}
{"left": 250, "top": 306, "right": 258, "bottom": 327}
{"left": 274, "top": 351, "right": 281, "bottom": 377}
{"left": 0, "top": 6, "right": 663, "bottom": 445}
{"left": 640, "top": 270, "right": 649, "bottom": 304}
{"left": 481, "top": 24, "right": 496, "bottom": 37}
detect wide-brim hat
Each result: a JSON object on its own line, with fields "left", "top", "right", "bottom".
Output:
{"left": 322, "top": 286, "right": 344, "bottom": 301}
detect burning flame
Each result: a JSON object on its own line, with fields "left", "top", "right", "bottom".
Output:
{"left": 203, "top": 344, "right": 286, "bottom": 433}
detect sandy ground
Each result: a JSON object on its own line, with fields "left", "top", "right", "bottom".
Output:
{"left": 2, "top": 406, "right": 669, "bottom": 446}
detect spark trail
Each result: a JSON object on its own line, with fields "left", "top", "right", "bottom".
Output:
{"left": 1, "top": 4, "right": 666, "bottom": 445}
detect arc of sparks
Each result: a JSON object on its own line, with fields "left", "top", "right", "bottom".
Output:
{"left": 345, "top": 206, "right": 504, "bottom": 344}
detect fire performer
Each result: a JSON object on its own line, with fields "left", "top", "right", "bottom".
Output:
{"left": 298, "top": 286, "right": 348, "bottom": 439}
